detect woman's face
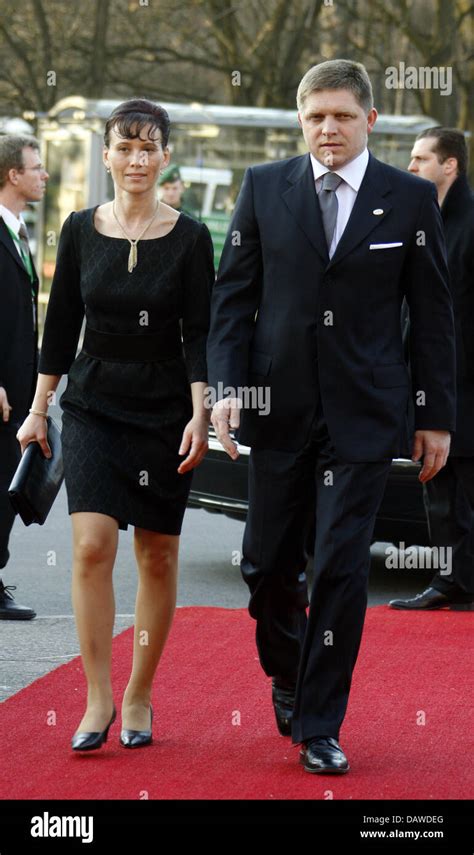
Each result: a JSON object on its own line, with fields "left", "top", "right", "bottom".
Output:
{"left": 103, "top": 123, "right": 170, "bottom": 194}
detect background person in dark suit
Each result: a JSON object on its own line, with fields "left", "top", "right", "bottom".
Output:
{"left": 390, "top": 128, "right": 474, "bottom": 611}
{"left": 0, "top": 135, "right": 48, "bottom": 620}
{"left": 207, "top": 60, "right": 456, "bottom": 774}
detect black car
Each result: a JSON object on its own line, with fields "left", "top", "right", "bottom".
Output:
{"left": 189, "top": 427, "right": 429, "bottom": 550}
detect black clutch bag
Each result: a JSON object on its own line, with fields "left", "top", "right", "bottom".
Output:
{"left": 8, "top": 415, "right": 64, "bottom": 526}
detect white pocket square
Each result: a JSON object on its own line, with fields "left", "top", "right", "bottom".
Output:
{"left": 369, "top": 242, "right": 403, "bottom": 250}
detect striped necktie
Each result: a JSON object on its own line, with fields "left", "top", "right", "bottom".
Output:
{"left": 18, "top": 222, "right": 34, "bottom": 282}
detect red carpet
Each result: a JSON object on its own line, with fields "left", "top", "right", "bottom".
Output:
{"left": 0, "top": 606, "right": 472, "bottom": 800}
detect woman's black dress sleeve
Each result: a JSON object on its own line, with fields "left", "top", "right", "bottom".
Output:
{"left": 38, "top": 212, "right": 85, "bottom": 375}
{"left": 181, "top": 221, "right": 215, "bottom": 384}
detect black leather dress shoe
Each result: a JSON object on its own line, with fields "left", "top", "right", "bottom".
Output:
{"left": 389, "top": 586, "right": 474, "bottom": 611}
{"left": 0, "top": 581, "right": 36, "bottom": 620}
{"left": 120, "top": 704, "right": 153, "bottom": 748}
{"left": 300, "top": 737, "right": 349, "bottom": 774}
{"left": 71, "top": 707, "right": 116, "bottom": 751}
{"left": 272, "top": 677, "right": 296, "bottom": 736}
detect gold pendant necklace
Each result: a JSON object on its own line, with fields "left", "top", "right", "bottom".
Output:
{"left": 112, "top": 200, "right": 160, "bottom": 273}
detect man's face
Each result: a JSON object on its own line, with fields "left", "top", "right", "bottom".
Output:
{"left": 298, "top": 88, "right": 377, "bottom": 169}
{"left": 408, "top": 138, "right": 449, "bottom": 187}
{"left": 15, "top": 147, "right": 48, "bottom": 202}
{"left": 160, "top": 179, "right": 184, "bottom": 208}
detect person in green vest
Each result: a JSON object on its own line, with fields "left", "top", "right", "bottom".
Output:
{"left": 158, "top": 165, "right": 194, "bottom": 217}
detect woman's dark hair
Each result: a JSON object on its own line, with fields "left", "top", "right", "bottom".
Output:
{"left": 104, "top": 99, "right": 170, "bottom": 148}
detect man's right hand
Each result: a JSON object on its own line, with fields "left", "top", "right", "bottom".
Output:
{"left": 0, "top": 386, "right": 12, "bottom": 423}
{"left": 16, "top": 413, "right": 52, "bottom": 459}
{"left": 210, "top": 397, "right": 242, "bottom": 460}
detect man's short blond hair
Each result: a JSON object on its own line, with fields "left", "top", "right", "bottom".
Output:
{"left": 297, "top": 59, "right": 374, "bottom": 115}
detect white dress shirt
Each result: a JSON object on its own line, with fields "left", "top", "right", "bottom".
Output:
{"left": 310, "top": 148, "right": 369, "bottom": 258}
{"left": 0, "top": 203, "right": 27, "bottom": 258}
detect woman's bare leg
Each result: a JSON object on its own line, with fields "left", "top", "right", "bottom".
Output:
{"left": 71, "top": 512, "right": 118, "bottom": 733}
{"left": 121, "top": 529, "right": 179, "bottom": 730}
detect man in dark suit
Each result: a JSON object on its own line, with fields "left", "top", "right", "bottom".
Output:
{"left": 206, "top": 60, "right": 456, "bottom": 774}
{"left": 390, "top": 128, "right": 474, "bottom": 611}
{"left": 0, "top": 135, "right": 48, "bottom": 619}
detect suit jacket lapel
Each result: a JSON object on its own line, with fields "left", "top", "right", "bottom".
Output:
{"left": 282, "top": 152, "right": 394, "bottom": 269}
{"left": 0, "top": 216, "right": 38, "bottom": 282}
{"left": 327, "top": 154, "right": 392, "bottom": 269}
{"left": 282, "top": 153, "right": 329, "bottom": 264}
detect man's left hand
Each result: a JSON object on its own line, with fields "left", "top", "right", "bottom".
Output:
{"left": 411, "top": 430, "right": 451, "bottom": 483}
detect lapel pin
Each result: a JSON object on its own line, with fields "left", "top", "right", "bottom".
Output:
{"left": 373, "top": 208, "right": 384, "bottom": 215}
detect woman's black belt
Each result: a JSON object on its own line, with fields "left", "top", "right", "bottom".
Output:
{"left": 82, "top": 325, "right": 183, "bottom": 363}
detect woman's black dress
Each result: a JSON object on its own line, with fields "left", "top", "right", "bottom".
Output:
{"left": 38, "top": 207, "right": 214, "bottom": 534}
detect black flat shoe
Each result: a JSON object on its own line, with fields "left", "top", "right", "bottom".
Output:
{"left": 71, "top": 707, "right": 116, "bottom": 752}
{"left": 272, "top": 676, "right": 296, "bottom": 736}
{"left": 120, "top": 704, "right": 153, "bottom": 748}
{"left": 0, "top": 581, "right": 36, "bottom": 620}
{"left": 389, "top": 586, "right": 474, "bottom": 611}
{"left": 300, "top": 737, "right": 350, "bottom": 774}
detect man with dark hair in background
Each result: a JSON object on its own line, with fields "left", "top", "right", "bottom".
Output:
{"left": 0, "top": 135, "right": 49, "bottom": 619}
{"left": 390, "top": 128, "right": 474, "bottom": 611}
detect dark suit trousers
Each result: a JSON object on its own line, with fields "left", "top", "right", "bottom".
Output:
{"left": 241, "top": 399, "right": 392, "bottom": 742}
{"left": 0, "top": 423, "right": 21, "bottom": 569}
{"left": 423, "top": 457, "right": 474, "bottom": 597}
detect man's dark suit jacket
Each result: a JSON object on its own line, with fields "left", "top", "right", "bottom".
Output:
{"left": 440, "top": 175, "right": 474, "bottom": 456}
{"left": 0, "top": 217, "right": 39, "bottom": 426}
{"left": 207, "top": 152, "right": 456, "bottom": 462}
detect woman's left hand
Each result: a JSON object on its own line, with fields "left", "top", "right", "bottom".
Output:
{"left": 177, "top": 415, "right": 209, "bottom": 474}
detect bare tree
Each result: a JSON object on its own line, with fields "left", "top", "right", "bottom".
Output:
{"left": 0, "top": 0, "right": 471, "bottom": 175}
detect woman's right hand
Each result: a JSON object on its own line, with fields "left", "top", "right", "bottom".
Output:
{"left": 16, "top": 413, "right": 52, "bottom": 458}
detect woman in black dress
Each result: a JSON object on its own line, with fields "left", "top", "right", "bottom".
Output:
{"left": 17, "top": 99, "right": 215, "bottom": 750}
